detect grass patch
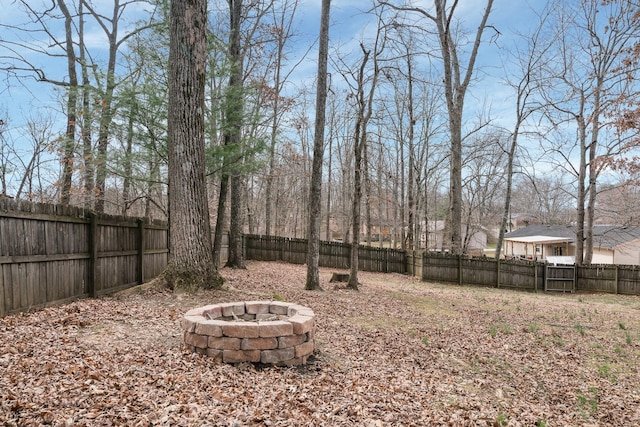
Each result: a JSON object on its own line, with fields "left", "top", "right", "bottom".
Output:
{"left": 495, "top": 412, "right": 508, "bottom": 426}
{"left": 526, "top": 321, "right": 540, "bottom": 333}
{"left": 577, "top": 387, "right": 599, "bottom": 418}
{"left": 272, "top": 293, "right": 286, "bottom": 302}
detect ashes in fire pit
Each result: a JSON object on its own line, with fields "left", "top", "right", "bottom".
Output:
{"left": 181, "top": 301, "right": 315, "bottom": 365}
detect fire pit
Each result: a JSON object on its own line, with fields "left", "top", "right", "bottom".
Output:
{"left": 181, "top": 301, "right": 315, "bottom": 365}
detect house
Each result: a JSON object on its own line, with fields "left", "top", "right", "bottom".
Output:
{"left": 420, "top": 220, "right": 487, "bottom": 255}
{"left": 502, "top": 224, "right": 640, "bottom": 265}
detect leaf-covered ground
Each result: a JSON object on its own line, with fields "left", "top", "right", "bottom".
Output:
{"left": 1, "top": 261, "right": 639, "bottom": 426}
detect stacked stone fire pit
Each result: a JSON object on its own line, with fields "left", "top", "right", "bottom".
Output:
{"left": 181, "top": 301, "right": 315, "bottom": 365}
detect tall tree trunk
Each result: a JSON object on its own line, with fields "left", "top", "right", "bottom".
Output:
{"left": 163, "top": 0, "right": 222, "bottom": 291}
{"left": 58, "top": 0, "right": 78, "bottom": 205}
{"left": 122, "top": 100, "right": 136, "bottom": 215}
{"left": 92, "top": 0, "right": 121, "bottom": 213}
{"left": 213, "top": 174, "right": 229, "bottom": 268}
{"left": 79, "top": 1, "right": 94, "bottom": 209}
{"left": 305, "top": 0, "right": 330, "bottom": 290}
{"left": 406, "top": 54, "right": 415, "bottom": 251}
{"left": 325, "top": 129, "right": 333, "bottom": 241}
{"left": 227, "top": 174, "right": 246, "bottom": 268}
{"left": 348, "top": 40, "right": 380, "bottom": 290}
{"left": 225, "top": 0, "right": 246, "bottom": 269}
{"left": 264, "top": 14, "right": 284, "bottom": 236}
{"left": 575, "top": 93, "right": 587, "bottom": 265}
{"left": 584, "top": 80, "right": 603, "bottom": 265}
{"left": 363, "top": 140, "right": 372, "bottom": 246}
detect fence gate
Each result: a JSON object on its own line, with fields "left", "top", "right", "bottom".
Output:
{"left": 545, "top": 257, "right": 576, "bottom": 292}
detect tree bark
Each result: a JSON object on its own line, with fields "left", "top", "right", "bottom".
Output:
{"left": 225, "top": 0, "right": 246, "bottom": 269}
{"left": 57, "top": 0, "right": 77, "bottom": 206}
{"left": 305, "top": 0, "right": 331, "bottom": 291}
{"left": 163, "top": 0, "right": 222, "bottom": 291}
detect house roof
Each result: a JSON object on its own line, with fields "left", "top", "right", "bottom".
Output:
{"left": 504, "top": 235, "right": 572, "bottom": 244}
{"left": 505, "top": 225, "right": 575, "bottom": 240}
{"left": 591, "top": 226, "right": 640, "bottom": 248}
{"left": 504, "top": 224, "right": 640, "bottom": 249}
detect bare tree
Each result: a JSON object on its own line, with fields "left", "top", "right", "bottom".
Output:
{"left": 15, "top": 117, "right": 56, "bottom": 201}
{"left": 381, "top": 0, "right": 495, "bottom": 254}
{"left": 495, "top": 3, "right": 555, "bottom": 259}
{"left": 541, "top": 0, "right": 640, "bottom": 264}
{"left": 341, "top": 14, "right": 385, "bottom": 290}
{"left": 305, "top": 0, "right": 331, "bottom": 291}
{"left": 264, "top": 0, "right": 302, "bottom": 236}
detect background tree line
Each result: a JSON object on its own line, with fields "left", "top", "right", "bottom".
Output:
{"left": 1, "top": 0, "right": 640, "bottom": 267}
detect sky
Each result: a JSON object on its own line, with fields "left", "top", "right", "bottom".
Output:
{"left": 0, "top": 0, "right": 545, "bottom": 124}
{"left": 0, "top": 0, "right": 557, "bottom": 195}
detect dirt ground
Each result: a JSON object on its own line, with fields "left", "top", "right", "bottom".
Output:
{"left": 1, "top": 261, "right": 639, "bottom": 426}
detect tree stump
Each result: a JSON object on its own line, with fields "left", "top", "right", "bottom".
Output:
{"left": 329, "top": 273, "right": 350, "bottom": 283}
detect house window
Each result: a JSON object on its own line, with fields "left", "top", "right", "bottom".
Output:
{"left": 554, "top": 246, "right": 563, "bottom": 256}
{"left": 535, "top": 244, "right": 541, "bottom": 254}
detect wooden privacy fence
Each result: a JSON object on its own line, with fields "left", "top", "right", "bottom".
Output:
{"left": 242, "top": 235, "right": 640, "bottom": 295}
{"left": 3, "top": 199, "right": 640, "bottom": 318}
{"left": 243, "top": 234, "right": 407, "bottom": 273}
{"left": 0, "top": 200, "right": 168, "bottom": 316}
{"left": 421, "top": 253, "right": 640, "bottom": 295}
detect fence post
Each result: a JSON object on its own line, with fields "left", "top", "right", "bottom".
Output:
{"left": 0, "top": 263, "right": 4, "bottom": 317}
{"left": 137, "top": 218, "right": 145, "bottom": 285}
{"left": 87, "top": 212, "right": 98, "bottom": 298}
{"left": 242, "top": 233, "right": 247, "bottom": 261}
{"left": 458, "top": 254, "right": 463, "bottom": 286}
{"left": 615, "top": 265, "right": 619, "bottom": 294}
{"left": 496, "top": 258, "right": 501, "bottom": 288}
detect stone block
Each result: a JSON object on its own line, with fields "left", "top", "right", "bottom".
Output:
{"left": 184, "top": 332, "right": 208, "bottom": 349}
{"left": 260, "top": 347, "right": 295, "bottom": 364}
{"left": 259, "top": 321, "right": 293, "bottom": 337}
{"left": 201, "top": 305, "right": 223, "bottom": 319}
{"left": 184, "top": 307, "right": 206, "bottom": 317}
{"left": 194, "top": 319, "right": 225, "bottom": 337}
{"left": 256, "top": 313, "right": 278, "bottom": 321}
{"left": 241, "top": 337, "right": 278, "bottom": 350}
{"left": 222, "top": 322, "right": 260, "bottom": 338}
{"left": 278, "top": 334, "right": 307, "bottom": 349}
{"left": 269, "top": 301, "right": 291, "bottom": 315}
{"left": 223, "top": 349, "right": 261, "bottom": 364}
{"left": 206, "top": 348, "right": 223, "bottom": 362}
{"left": 295, "top": 308, "right": 315, "bottom": 317}
{"left": 208, "top": 336, "right": 241, "bottom": 350}
{"left": 245, "top": 301, "right": 271, "bottom": 315}
{"left": 286, "top": 304, "right": 304, "bottom": 316}
{"left": 288, "top": 315, "right": 314, "bottom": 334}
{"left": 295, "top": 340, "right": 315, "bottom": 358}
{"left": 181, "top": 315, "right": 201, "bottom": 333}
{"left": 220, "top": 302, "right": 245, "bottom": 317}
